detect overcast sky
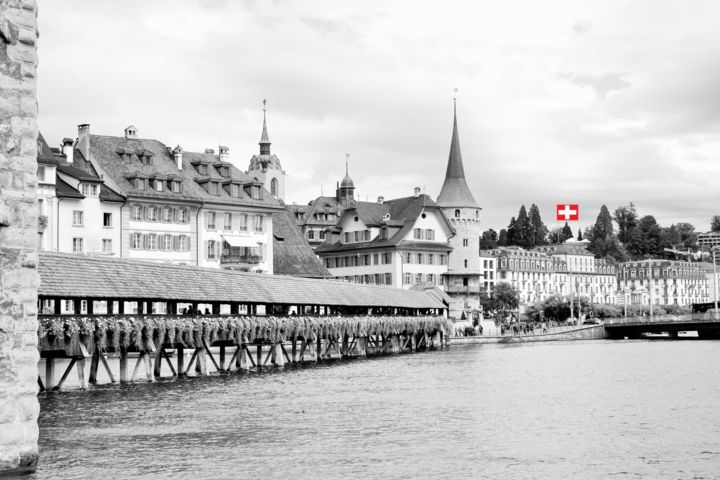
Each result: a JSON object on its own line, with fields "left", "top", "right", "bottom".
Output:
{"left": 37, "top": 0, "right": 720, "bottom": 233}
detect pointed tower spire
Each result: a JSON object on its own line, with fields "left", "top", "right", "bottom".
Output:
{"left": 259, "top": 99, "right": 271, "bottom": 155}
{"left": 436, "top": 96, "right": 479, "bottom": 208}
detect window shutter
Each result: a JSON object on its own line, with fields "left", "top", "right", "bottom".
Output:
{"left": 216, "top": 241, "right": 221, "bottom": 260}
{"left": 204, "top": 240, "right": 209, "bottom": 259}
{"left": 142, "top": 234, "right": 148, "bottom": 250}
{"left": 216, "top": 214, "right": 223, "bottom": 231}
{"left": 205, "top": 212, "right": 210, "bottom": 229}
{"left": 143, "top": 206, "right": 149, "bottom": 221}
{"left": 173, "top": 236, "right": 179, "bottom": 251}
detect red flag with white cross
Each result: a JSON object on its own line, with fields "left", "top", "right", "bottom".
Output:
{"left": 556, "top": 204, "right": 579, "bottom": 221}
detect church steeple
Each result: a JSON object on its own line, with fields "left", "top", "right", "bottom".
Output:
{"left": 259, "top": 99, "right": 271, "bottom": 155}
{"left": 436, "top": 98, "right": 479, "bottom": 208}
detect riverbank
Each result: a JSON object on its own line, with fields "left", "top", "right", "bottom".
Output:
{"left": 450, "top": 324, "right": 606, "bottom": 345}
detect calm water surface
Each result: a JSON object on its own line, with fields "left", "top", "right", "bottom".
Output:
{"left": 33, "top": 340, "right": 720, "bottom": 479}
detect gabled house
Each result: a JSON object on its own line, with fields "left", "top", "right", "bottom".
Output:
{"left": 316, "top": 189, "right": 454, "bottom": 289}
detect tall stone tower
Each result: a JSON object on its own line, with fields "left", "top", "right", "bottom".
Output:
{"left": 436, "top": 99, "right": 482, "bottom": 319}
{"left": 248, "top": 100, "right": 286, "bottom": 201}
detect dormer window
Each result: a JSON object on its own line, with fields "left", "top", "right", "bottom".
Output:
{"left": 139, "top": 154, "right": 153, "bottom": 166}
{"left": 231, "top": 184, "right": 240, "bottom": 198}
{"left": 80, "top": 184, "right": 97, "bottom": 196}
{"left": 197, "top": 164, "right": 208, "bottom": 175}
{"left": 134, "top": 178, "right": 146, "bottom": 190}
{"left": 251, "top": 186, "right": 261, "bottom": 199}
{"left": 209, "top": 182, "right": 219, "bottom": 196}
{"left": 153, "top": 179, "right": 164, "bottom": 192}
{"left": 171, "top": 181, "right": 182, "bottom": 193}
{"left": 217, "top": 166, "right": 229, "bottom": 177}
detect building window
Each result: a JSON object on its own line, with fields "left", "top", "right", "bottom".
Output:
{"left": 319, "top": 230, "right": 326, "bottom": 240}
{"left": 207, "top": 212, "right": 216, "bottom": 229}
{"left": 176, "top": 208, "right": 187, "bottom": 223}
{"left": 454, "top": 209, "right": 460, "bottom": 218}
{"left": 231, "top": 184, "right": 240, "bottom": 197}
{"left": 414, "top": 228, "right": 422, "bottom": 239}
{"left": 464, "top": 259, "right": 468, "bottom": 268}
{"left": 223, "top": 213, "right": 233, "bottom": 230}
{"left": 102, "top": 239, "right": 112, "bottom": 254}
{"left": 38, "top": 198, "right": 44, "bottom": 216}
{"left": 428, "top": 273, "right": 435, "bottom": 284}
{"left": 238, "top": 214, "right": 247, "bottom": 231}
{"left": 415, "top": 273, "right": 423, "bottom": 284}
{"left": 404, "top": 273, "right": 412, "bottom": 285}
{"left": 440, "top": 254, "right": 447, "bottom": 265}
{"left": 207, "top": 240, "right": 216, "bottom": 259}
{"left": 72, "top": 237, "right": 83, "bottom": 253}
{"left": 162, "top": 207, "right": 173, "bottom": 223}
{"left": 197, "top": 164, "right": 208, "bottom": 175}
{"left": 135, "top": 178, "right": 146, "bottom": 190}
{"left": 80, "top": 184, "right": 97, "bottom": 196}
{"left": 416, "top": 253, "right": 424, "bottom": 264}
{"left": 177, "top": 236, "right": 188, "bottom": 251}
{"left": 383, "top": 252, "right": 391, "bottom": 264}
{"left": 131, "top": 233, "right": 142, "bottom": 249}
{"left": 131, "top": 205, "right": 143, "bottom": 221}
{"left": 427, "top": 254, "right": 434, "bottom": 265}
{"left": 209, "top": 182, "right": 219, "bottom": 196}
{"left": 364, "top": 230, "right": 371, "bottom": 241}
{"left": 405, "top": 252, "right": 412, "bottom": 263}
{"left": 102, "top": 212, "right": 112, "bottom": 227}
{"left": 154, "top": 180, "right": 164, "bottom": 192}
{"left": 308, "top": 230, "right": 315, "bottom": 240}
{"left": 373, "top": 254, "right": 379, "bottom": 265}
{"left": 354, "top": 231, "right": 361, "bottom": 242}
{"left": 271, "top": 178, "right": 278, "bottom": 196}
{"left": 251, "top": 186, "right": 261, "bottom": 199}
{"left": 462, "top": 238, "right": 469, "bottom": 247}
{"left": 161, "top": 235, "right": 173, "bottom": 251}
{"left": 147, "top": 234, "right": 158, "bottom": 250}
{"left": 385, "top": 273, "right": 392, "bottom": 285}
{"left": 146, "top": 206, "right": 158, "bottom": 222}
{"left": 425, "top": 229, "right": 435, "bottom": 240}
{"left": 72, "top": 210, "right": 84, "bottom": 226}
{"left": 37, "top": 165, "right": 46, "bottom": 182}
{"left": 171, "top": 181, "right": 181, "bottom": 193}
{"left": 254, "top": 215, "right": 264, "bottom": 232}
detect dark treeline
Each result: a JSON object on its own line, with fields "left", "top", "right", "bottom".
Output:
{"left": 481, "top": 203, "right": 719, "bottom": 263}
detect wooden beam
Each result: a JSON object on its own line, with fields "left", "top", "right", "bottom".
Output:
{"left": 202, "top": 340, "right": 221, "bottom": 372}
{"left": 177, "top": 346, "right": 185, "bottom": 376}
{"left": 52, "top": 358, "right": 77, "bottom": 391}
{"left": 99, "top": 351, "right": 115, "bottom": 383}
{"left": 162, "top": 348, "right": 177, "bottom": 376}
{"left": 153, "top": 348, "right": 164, "bottom": 378}
{"left": 45, "top": 357, "right": 55, "bottom": 389}
{"left": 37, "top": 375, "right": 45, "bottom": 392}
{"left": 88, "top": 347, "right": 100, "bottom": 384}
{"left": 119, "top": 349, "right": 128, "bottom": 383}
{"left": 76, "top": 357, "right": 87, "bottom": 390}
{"left": 143, "top": 353, "right": 154, "bottom": 382}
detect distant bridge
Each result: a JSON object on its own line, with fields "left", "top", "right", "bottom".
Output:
{"left": 604, "top": 311, "right": 720, "bottom": 339}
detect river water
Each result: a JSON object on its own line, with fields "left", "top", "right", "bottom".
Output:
{"left": 32, "top": 340, "right": 720, "bottom": 479}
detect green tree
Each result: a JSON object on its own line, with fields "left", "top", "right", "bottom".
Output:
{"left": 613, "top": 203, "right": 638, "bottom": 244}
{"left": 528, "top": 204, "right": 548, "bottom": 247}
{"left": 479, "top": 229, "right": 498, "bottom": 249}
{"left": 479, "top": 283, "right": 519, "bottom": 319}
{"left": 506, "top": 217, "right": 518, "bottom": 246}
{"left": 516, "top": 205, "right": 532, "bottom": 248}
{"left": 498, "top": 228, "right": 509, "bottom": 246}
{"left": 711, "top": 215, "right": 720, "bottom": 232}
{"left": 590, "top": 205, "right": 614, "bottom": 240}
{"left": 577, "top": 228, "right": 583, "bottom": 241}
{"left": 561, "top": 222, "right": 573, "bottom": 242}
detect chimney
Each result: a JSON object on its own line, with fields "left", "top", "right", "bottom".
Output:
{"left": 124, "top": 125, "right": 138, "bottom": 139}
{"left": 172, "top": 145, "right": 183, "bottom": 170}
{"left": 77, "top": 124, "right": 90, "bottom": 161}
{"left": 204, "top": 148, "right": 215, "bottom": 154}
{"left": 377, "top": 195, "right": 384, "bottom": 203}
{"left": 219, "top": 145, "right": 229, "bottom": 163}
{"left": 413, "top": 187, "right": 421, "bottom": 198}
{"left": 61, "top": 137, "right": 74, "bottom": 165}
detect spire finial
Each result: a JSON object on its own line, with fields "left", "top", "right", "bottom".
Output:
{"left": 453, "top": 88, "right": 458, "bottom": 115}
{"left": 259, "top": 99, "right": 271, "bottom": 154}
{"left": 345, "top": 153, "right": 350, "bottom": 176}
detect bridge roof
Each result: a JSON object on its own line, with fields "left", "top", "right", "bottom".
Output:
{"left": 38, "top": 252, "right": 445, "bottom": 309}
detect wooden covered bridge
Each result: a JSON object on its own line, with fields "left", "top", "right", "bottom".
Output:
{"left": 37, "top": 252, "right": 451, "bottom": 391}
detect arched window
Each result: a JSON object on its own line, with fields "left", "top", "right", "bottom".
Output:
{"left": 454, "top": 209, "right": 460, "bottom": 218}
{"left": 270, "top": 178, "right": 278, "bottom": 196}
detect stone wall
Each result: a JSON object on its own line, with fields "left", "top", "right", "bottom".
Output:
{"left": 0, "top": 0, "right": 40, "bottom": 474}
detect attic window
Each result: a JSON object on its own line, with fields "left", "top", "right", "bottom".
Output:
{"left": 231, "top": 184, "right": 240, "bottom": 197}
{"left": 209, "top": 182, "right": 219, "bottom": 196}
{"left": 251, "top": 186, "right": 260, "bottom": 199}
{"left": 197, "top": 164, "right": 208, "bottom": 175}
{"left": 134, "top": 178, "right": 146, "bottom": 190}
{"left": 171, "top": 181, "right": 182, "bottom": 193}
{"left": 140, "top": 155, "right": 153, "bottom": 166}
{"left": 217, "top": 166, "right": 229, "bottom": 177}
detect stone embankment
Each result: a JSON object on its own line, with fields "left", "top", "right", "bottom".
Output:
{"left": 450, "top": 324, "right": 606, "bottom": 345}
{"left": 0, "top": 0, "right": 40, "bottom": 475}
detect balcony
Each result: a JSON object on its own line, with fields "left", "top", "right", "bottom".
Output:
{"left": 220, "top": 253, "right": 262, "bottom": 269}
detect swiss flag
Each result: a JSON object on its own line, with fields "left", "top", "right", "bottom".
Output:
{"left": 556, "top": 204, "right": 579, "bottom": 221}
